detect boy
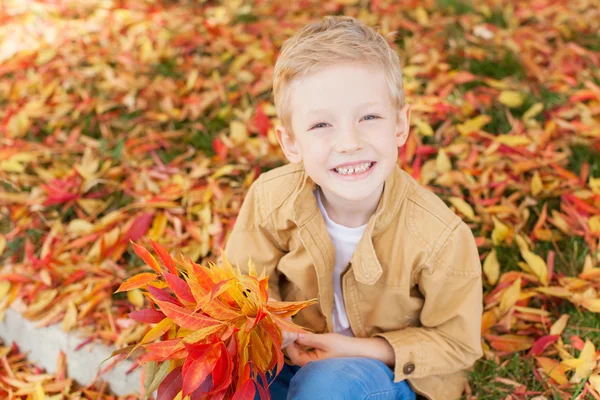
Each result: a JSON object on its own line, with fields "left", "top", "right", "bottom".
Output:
{"left": 224, "top": 16, "right": 483, "bottom": 400}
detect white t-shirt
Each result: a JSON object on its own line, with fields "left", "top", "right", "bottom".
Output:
{"left": 315, "top": 188, "right": 367, "bottom": 337}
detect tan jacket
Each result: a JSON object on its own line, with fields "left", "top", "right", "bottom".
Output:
{"left": 224, "top": 162, "right": 483, "bottom": 400}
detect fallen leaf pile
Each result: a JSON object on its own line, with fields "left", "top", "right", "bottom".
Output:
{"left": 0, "top": 0, "right": 599, "bottom": 398}
{"left": 0, "top": 339, "right": 139, "bottom": 399}
{"left": 112, "top": 240, "right": 315, "bottom": 400}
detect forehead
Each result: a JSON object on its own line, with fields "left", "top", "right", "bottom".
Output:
{"left": 288, "top": 62, "right": 390, "bottom": 118}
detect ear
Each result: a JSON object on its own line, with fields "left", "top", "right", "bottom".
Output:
{"left": 395, "top": 103, "right": 411, "bottom": 147}
{"left": 275, "top": 124, "right": 303, "bottom": 164}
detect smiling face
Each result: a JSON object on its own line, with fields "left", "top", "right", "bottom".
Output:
{"left": 276, "top": 62, "right": 411, "bottom": 206}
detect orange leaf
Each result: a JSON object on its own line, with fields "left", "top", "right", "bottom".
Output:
{"left": 115, "top": 272, "right": 158, "bottom": 293}
{"left": 536, "top": 357, "right": 569, "bottom": 385}
{"left": 150, "top": 239, "right": 178, "bottom": 274}
{"left": 131, "top": 241, "right": 162, "bottom": 274}
{"left": 155, "top": 299, "right": 221, "bottom": 330}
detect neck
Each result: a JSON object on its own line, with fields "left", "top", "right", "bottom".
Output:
{"left": 318, "top": 184, "right": 383, "bottom": 228}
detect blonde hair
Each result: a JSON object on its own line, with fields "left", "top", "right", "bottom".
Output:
{"left": 272, "top": 16, "right": 405, "bottom": 136}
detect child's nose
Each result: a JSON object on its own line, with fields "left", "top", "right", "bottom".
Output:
{"left": 334, "top": 125, "right": 364, "bottom": 153}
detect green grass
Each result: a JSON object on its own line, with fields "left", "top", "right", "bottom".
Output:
{"left": 153, "top": 58, "right": 182, "bottom": 78}
{"left": 464, "top": 353, "right": 547, "bottom": 399}
{"left": 486, "top": 106, "right": 512, "bottom": 135}
{"left": 567, "top": 144, "right": 600, "bottom": 178}
{"left": 560, "top": 302, "right": 600, "bottom": 346}
{"left": 484, "top": 8, "right": 508, "bottom": 28}
{"left": 436, "top": 0, "right": 474, "bottom": 15}
{"left": 533, "top": 236, "right": 589, "bottom": 277}
{"left": 188, "top": 116, "right": 229, "bottom": 157}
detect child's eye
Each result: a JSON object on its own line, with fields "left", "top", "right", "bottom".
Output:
{"left": 310, "top": 122, "right": 329, "bottom": 130}
{"left": 362, "top": 115, "right": 380, "bottom": 121}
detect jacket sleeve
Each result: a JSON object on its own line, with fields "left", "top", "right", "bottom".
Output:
{"left": 372, "top": 221, "right": 483, "bottom": 382}
{"left": 223, "top": 177, "right": 287, "bottom": 301}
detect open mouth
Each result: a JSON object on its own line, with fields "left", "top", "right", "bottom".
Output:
{"left": 331, "top": 161, "right": 376, "bottom": 176}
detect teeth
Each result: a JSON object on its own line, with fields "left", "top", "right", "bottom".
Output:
{"left": 335, "top": 162, "right": 372, "bottom": 175}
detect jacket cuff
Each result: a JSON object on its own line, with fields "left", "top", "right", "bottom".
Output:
{"left": 372, "top": 328, "right": 427, "bottom": 382}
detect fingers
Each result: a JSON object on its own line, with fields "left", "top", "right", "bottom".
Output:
{"left": 281, "top": 331, "right": 298, "bottom": 349}
{"left": 286, "top": 343, "right": 311, "bottom": 367}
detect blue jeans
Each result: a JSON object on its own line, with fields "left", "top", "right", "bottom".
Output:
{"left": 255, "top": 357, "right": 417, "bottom": 400}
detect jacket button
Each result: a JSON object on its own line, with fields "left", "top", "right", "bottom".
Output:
{"left": 403, "top": 362, "right": 415, "bottom": 375}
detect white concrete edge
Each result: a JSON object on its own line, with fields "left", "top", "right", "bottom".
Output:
{"left": 0, "top": 307, "right": 143, "bottom": 396}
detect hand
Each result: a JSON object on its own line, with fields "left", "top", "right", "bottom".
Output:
{"left": 285, "top": 333, "right": 358, "bottom": 367}
{"left": 281, "top": 318, "right": 298, "bottom": 349}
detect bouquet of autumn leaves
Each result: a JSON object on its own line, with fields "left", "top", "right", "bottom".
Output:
{"left": 112, "top": 239, "right": 317, "bottom": 400}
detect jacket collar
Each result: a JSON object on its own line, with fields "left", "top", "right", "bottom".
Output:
{"left": 291, "top": 162, "right": 410, "bottom": 284}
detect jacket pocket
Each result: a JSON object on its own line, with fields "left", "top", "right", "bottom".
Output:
{"left": 350, "top": 279, "right": 423, "bottom": 336}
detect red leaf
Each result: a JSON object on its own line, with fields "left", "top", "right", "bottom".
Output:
{"left": 182, "top": 343, "right": 222, "bottom": 398}
{"left": 146, "top": 285, "right": 183, "bottom": 306}
{"left": 125, "top": 213, "right": 154, "bottom": 242}
{"left": 570, "top": 335, "right": 585, "bottom": 351}
{"left": 63, "top": 270, "right": 86, "bottom": 286}
{"left": 255, "top": 370, "right": 270, "bottom": 400}
{"left": 128, "top": 308, "right": 166, "bottom": 324}
{"left": 154, "top": 299, "right": 221, "bottom": 330}
{"left": 131, "top": 241, "right": 162, "bottom": 274}
{"left": 232, "top": 379, "right": 256, "bottom": 400}
{"left": 212, "top": 137, "right": 228, "bottom": 159}
{"left": 115, "top": 272, "right": 157, "bottom": 293}
{"left": 158, "top": 365, "right": 183, "bottom": 400}
{"left": 150, "top": 239, "right": 178, "bottom": 274}
{"left": 163, "top": 271, "right": 196, "bottom": 303}
{"left": 209, "top": 343, "right": 233, "bottom": 394}
{"left": 253, "top": 105, "right": 270, "bottom": 137}
{"left": 529, "top": 335, "right": 559, "bottom": 356}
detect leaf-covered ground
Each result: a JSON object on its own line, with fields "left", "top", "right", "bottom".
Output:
{"left": 0, "top": 0, "right": 599, "bottom": 398}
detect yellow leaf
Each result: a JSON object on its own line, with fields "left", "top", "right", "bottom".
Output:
{"left": 414, "top": 6, "right": 429, "bottom": 25}
{"left": 62, "top": 301, "right": 78, "bottom": 332}
{"left": 0, "top": 234, "right": 5, "bottom": 257}
{"left": 229, "top": 120, "right": 248, "bottom": 145}
{"left": 550, "top": 314, "right": 570, "bottom": 336}
{"left": 499, "top": 90, "right": 525, "bottom": 108}
{"left": 589, "top": 374, "right": 600, "bottom": 396}
{"left": 521, "top": 250, "right": 549, "bottom": 286}
{"left": 590, "top": 176, "right": 600, "bottom": 195}
{"left": 148, "top": 212, "right": 168, "bottom": 241}
{"left": 492, "top": 216, "right": 511, "bottom": 245}
{"left": 0, "top": 159, "right": 25, "bottom": 173}
{"left": 67, "top": 219, "right": 95, "bottom": 235}
{"left": 531, "top": 171, "right": 543, "bottom": 196}
{"left": 561, "top": 340, "right": 596, "bottom": 383}
{"left": 495, "top": 135, "right": 531, "bottom": 146}
{"left": 581, "top": 298, "right": 600, "bottom": 313}
{"left": 128, "top": 289, "right": 145, "bottom": 308}
{"left": 436, "top": 149, "right": 452, "bottom": 173}
{"left": 35, "top": 48, "right": 56, "bottom": 66}
{"left": 413, "top": 119, "right": 434, "bottom": 136}
{"left": 33, "top": 382, "right": 46, "bottom": 400}
{"left": 535, "top": 286, "right": 572, "bottom": 298}
{"left": 7, "top": 111, "right": 30, "bottom": 138}
{"left": 0, "top": 282, "right": 11, "bottom": 300}
{"left": 589, "top": 215, "right": 600, "bottom": 234}
{"left": 457, "top": 115, "right": 491, "bottom": 136}
{"left": 448, "top": 197, "right": 475, "bottom": 220}
{"left": 523, "top": 102, "right": 544, "bottom": 120}
{"left": 499, "top": 277, "right": 521, "bottom": 314}
{"left": 483, "top": 249, "right": 500, "bottom": 285}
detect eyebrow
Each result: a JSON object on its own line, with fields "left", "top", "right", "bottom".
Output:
{"left": 305, "top": 101, "right": 380, "bottom": 116}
